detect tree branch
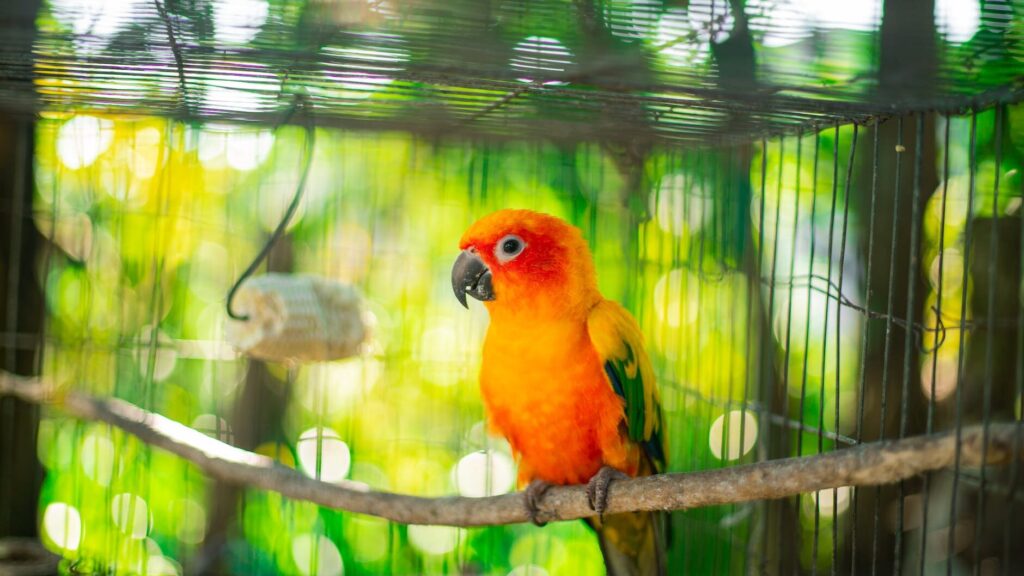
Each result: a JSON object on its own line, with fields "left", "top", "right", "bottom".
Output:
{"left": 2, "top": 370, "right": 1021, "bottom": 527}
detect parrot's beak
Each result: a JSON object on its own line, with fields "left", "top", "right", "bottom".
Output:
{"left": 452, "top": 249, "right": 494, "bottom": 308}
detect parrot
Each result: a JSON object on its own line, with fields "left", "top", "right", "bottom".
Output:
{"left": 451, "top": 209, "right": 668, "bottom": 576}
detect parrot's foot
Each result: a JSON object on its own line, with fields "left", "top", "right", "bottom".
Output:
{"left": 585, "top": 466, "right": 629, "bottom": 520}
{"left": 524, "top": 479, "right": 552, "bottom": 527}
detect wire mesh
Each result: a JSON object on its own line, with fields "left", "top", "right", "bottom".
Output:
{"left": 0, "top": 0, "right": 1021, "bottom": 145}
{"left": 0, "top": 1, "right": 1023, "bottom": 576}
{"left": 0, "top": 105, "right": 1020, "bottom": 575}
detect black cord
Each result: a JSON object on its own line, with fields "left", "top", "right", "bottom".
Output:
{"left": 226, "top": 94, "right": 316, "bottom": 321}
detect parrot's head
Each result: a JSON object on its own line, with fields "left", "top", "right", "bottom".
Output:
{"left": 452, "top": 209, "right": 600, "bottom": 318}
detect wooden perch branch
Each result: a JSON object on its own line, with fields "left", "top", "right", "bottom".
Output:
{"left": 2, "top": 370, "right": 1022, "bottom": 527}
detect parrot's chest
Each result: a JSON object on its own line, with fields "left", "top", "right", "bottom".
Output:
{"left": 479, "top": 321, "right": 627, "bottom": 485}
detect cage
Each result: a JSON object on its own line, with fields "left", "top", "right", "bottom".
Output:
{"left": 0, "top": 0, "right": 1023, "bottom": 575}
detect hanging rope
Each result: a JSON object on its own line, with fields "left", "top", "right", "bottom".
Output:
{"left": 226, "top": 94, "right": 317, "bottom": 321}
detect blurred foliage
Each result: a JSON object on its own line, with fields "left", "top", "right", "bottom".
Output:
{"left": 27, "top": 100, "right": 1024, "bottom": 576}
{"left": 18, "top": 0, "right": 1024, "bottom": 575}
{"left": 26, "top": 108, "right": 842, "bottom": 574}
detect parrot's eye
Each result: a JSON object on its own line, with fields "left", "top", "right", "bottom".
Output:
{"left": 495, "top": 234, "right": 525, "bottom": 263}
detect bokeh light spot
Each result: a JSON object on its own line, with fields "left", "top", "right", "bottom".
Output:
{"left": 81, "top": 429, "right": 115, "bottom": 486}
{"left": 135, "top": 327, "right": 178, "bottom": 382}
{"left": 747, "top": 0, "right": 812, "bottom": 47}
{"left": 453, "top": 450, "right": 515, "bottom": 497}
{"left": 292, "top": 534, "right": 344, "bottom": 576}
{"left": 804, "top": 486, "right": 852, "bottom": 517}
{"left": 299, "top": 358, "right": 382, "bottom": 414}
{"left": 935, "top": 0, "right": 980, "bottom": 42}
{"left": 709, "top": 410, "right": 758, "bottom": 460}
{"left": 418, "top": 323, "right": 466, "bottom": 386}
{"left": 654, "top": 172, "right": 710, "bottom": 235}
{"left": 111, "top": 493, "right": 151, "bottom": 539}
{"left": 655, "top": 9, "right": 710, "bottom": 67}
{"left": 192, "top": 414, "right": 234, "bottom": 443}
{"left": 144, "top": 555, "right": 181, "bottom": 576}
{"left": 653, "top": 269, "right": 700, "bottom": 328}
{"left": 51, "top": 0, "right": 137, "bottom": 36}
{"left": 296, "top": 428, "right": 351, "bottom": 483}
{"left": 921, "top": 356, "right": 959, "bottom": 402}
{"left": 43, "top": 502, "right": 82, "bottom": 551}
{"left": 129, "top": 126, "right": 163, "bottom": 179}
{"left": 214, "top": 0, "right": 268, "bottom": 44}
{"left": 511, "top": 36, "right": 574, "bottom": 84}
{"left": 408, "top": 525, "right": 464, "bottom": 556}
{"left": 57, "top": 116, "right": 114, "bottom": 169}
{"left": 810, "top": 0, "right": 881, "bottom": 31}
{"left": 227, "top": 130, "right": 275, "bottom": 171}
{"left": 688, "top": 0, "right": 735, "bottom": 43}
{"left": 198, "top": 124, "right": 274, "bottom": 171}
{"left": 511, "top": 533, "right": 567, "bottom": 569}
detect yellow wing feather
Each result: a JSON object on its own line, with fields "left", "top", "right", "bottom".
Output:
{"left": 587, "top": 299, "right": 666, "bottom": 472}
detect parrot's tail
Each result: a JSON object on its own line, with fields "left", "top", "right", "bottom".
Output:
{"left": 590, "top": 510, "right": 668, "bottom": 576}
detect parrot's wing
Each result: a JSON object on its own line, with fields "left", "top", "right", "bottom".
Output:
{"left": 587, "top": 299, "right": 666, "bottom": 474}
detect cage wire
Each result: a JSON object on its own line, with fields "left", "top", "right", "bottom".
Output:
{"left": 0, "top": 0, "right": 1023, "bottom": 575}
{"left": 0, "top": 0, "right": 1019, "bottom": 144}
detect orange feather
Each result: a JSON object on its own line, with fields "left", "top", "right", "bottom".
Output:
{"left": 460, "top": 210, "right": 635, "bottom": 485}
{"left": 459, "top": 209, "right": 667, "bottom": 576}
{"left": 459, "top": 209, "right": 644, "bottom": 485}
{"left": 481, "top": 314, "right": 636, "bottom": 486}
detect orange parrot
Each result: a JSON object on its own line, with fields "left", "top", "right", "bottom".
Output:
{"left": 452, "top": 209, "right": 668, "bottom": 576}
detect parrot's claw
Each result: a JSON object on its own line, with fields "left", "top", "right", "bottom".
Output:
{"left": 524, "top": 480, "right": 552, "bottom": 527}
{"left": 585, "top": 466, "right": 629, "bottom": 521}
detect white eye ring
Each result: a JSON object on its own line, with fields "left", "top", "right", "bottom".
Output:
{"left": 494, "top": 234, "right": 526, "bottom": 263}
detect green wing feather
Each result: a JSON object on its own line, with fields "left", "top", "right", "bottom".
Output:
{"left": 587, "top": 300, "right": 666, "bottom": 473}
